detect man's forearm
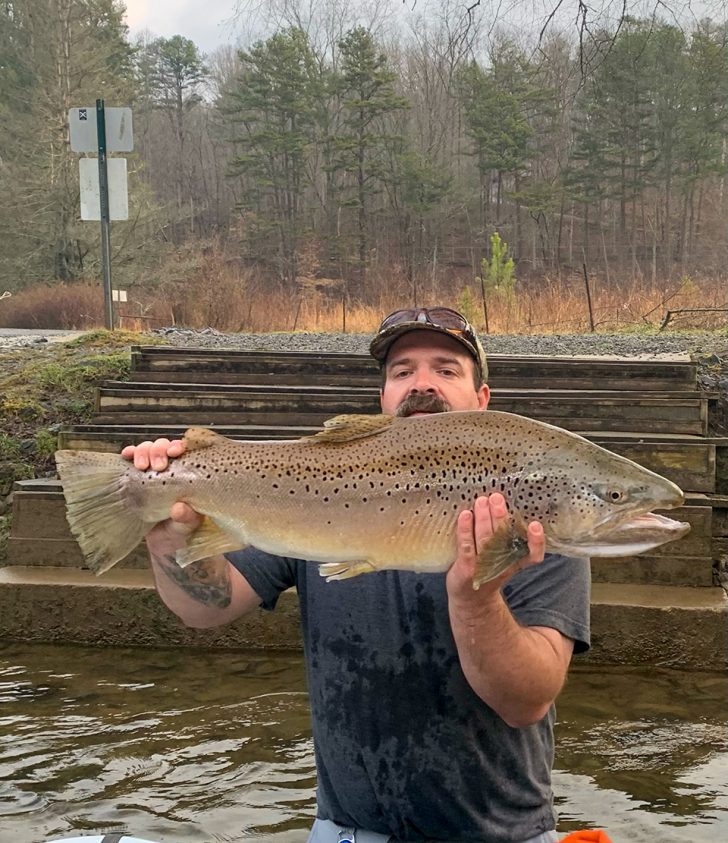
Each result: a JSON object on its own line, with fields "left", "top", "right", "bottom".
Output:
{"left": 149, "top": 546, "right": 242, "bottom": 628}
{"left": 449, "top": 590, "right": 571, "bottom": 728}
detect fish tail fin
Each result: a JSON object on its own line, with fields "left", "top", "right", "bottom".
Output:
{"left": 55, "top": 450, "right": 148, "bottom": 575}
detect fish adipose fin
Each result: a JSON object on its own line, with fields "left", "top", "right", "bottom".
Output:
{"left": 318, "top": 560, "right": 378, "bottom": 581}
{"left": 55, "top": 450, "right": 147, "bottom": 575}
{"left": 473, "top": 520, "right": 529, "bottom": 589}
{"left": 309, "top": 414, "right": 394, "bottom": 444}
{"left": 175, "top": 516, "right": 245, "bottom": 567}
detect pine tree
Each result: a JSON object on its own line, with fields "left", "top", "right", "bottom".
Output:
{"left": 223, "top": 27, "right": 324, "bottom": 285}
{"left": 330, "top": 26, "right": 409, "bottom": 295}
{"left": 135, "top": 35, "right": 207, "bottom": 232}
{"left": 0, "top": 0, "right": 134, "bottom": 288}
{"left": 456, "top": 48, "right": 533, "bottom": 238}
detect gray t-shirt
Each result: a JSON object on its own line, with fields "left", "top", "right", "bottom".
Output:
{"left": 227, "top": 549, "right": 591, "bottom": 843}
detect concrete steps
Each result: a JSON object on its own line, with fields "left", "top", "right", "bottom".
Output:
{"left": 0, "top": 565, "right": 724, "bottom": 669}
{"left": 3, "top": 346, "right": 727, "bottom": 667}
{"left": 93, "top": 382, "right": 710, "bottom": 435}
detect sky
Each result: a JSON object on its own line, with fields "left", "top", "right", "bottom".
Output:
{"left": 124, "top": 0, "right": 242, "bottom": 54}
{"left": 123, "top": 1, "right": 722, "bottom": 56}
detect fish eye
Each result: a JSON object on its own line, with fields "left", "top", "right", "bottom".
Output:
{"left": 592, "top": 482, "right": 627, "bottom": 504}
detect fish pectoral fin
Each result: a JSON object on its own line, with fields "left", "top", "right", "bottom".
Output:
{"left": 473, "top": 521, "right": 529, "bottom": 590}
{"left": 175, "top": 516, "right": 245, "bottom": 567}
{"left": 318, "top": 560, "right": 378, "bottom": 581}
{"left": 308, "top": 414, "right": 395, "bottom": 444}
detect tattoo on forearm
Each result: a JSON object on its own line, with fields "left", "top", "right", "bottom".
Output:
{"left": 160, "top": 554, "right": 233, "bottom": 608}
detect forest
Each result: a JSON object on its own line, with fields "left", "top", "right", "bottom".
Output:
{"left": 1, "top": 0, "right": 727, "bottom": 332}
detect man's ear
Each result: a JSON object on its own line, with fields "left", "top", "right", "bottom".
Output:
{"left": 478, "top": 384, "right": 491, "bottom": 410}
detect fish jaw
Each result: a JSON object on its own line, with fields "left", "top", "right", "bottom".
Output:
{"left": 548, "top": 511, "right": 691, "bottom": 557}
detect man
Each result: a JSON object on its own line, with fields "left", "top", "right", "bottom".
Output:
{"left": 123, "top": 306, "right": 591, "bottom": 843}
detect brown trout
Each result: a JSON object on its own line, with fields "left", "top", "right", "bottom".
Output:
{"left": 55, "top": 411, "right": 690, "bottom": 586}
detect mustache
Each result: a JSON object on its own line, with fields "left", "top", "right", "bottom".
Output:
{"left": 396, "top": 393, "right": 451, "bottom": 417}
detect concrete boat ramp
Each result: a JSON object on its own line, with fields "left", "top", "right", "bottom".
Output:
{"left": 1, "top": 347, "right": 726, "bottom": 669}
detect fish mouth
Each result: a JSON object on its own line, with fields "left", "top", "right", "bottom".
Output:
{"left": 552, "top": 511, "right": 691, "bottom": 558}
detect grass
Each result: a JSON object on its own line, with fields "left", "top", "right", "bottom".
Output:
{"left": 0, "top": 330, "right": 152, "bottom": 514}
{"left": 2, "top": 263, "right": 728, "bottom": 336}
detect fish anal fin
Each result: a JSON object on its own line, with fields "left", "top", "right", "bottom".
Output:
{"left": 182, "top": 427, "right": 228, "bottom": 452}
{"left": 318, "top": 560, "right": 378, "bottom": 581}
{"left": 308, "top": 414, "right": 394, "bottom": 444}
{"left": 473, "top": 520, "right": 529, "bottom": 589}
{"left": 176, "top": 516, "right": 245, "bottom": 567}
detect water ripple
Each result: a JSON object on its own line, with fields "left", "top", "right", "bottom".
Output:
{"left": 0, "top": 646, "right": 725, "bottom": 843}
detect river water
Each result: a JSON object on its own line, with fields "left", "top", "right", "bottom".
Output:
{"left": 0, "top": 643, "right": 725, "bottom": 843}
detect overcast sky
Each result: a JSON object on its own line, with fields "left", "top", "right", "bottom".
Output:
{"left": 124, "top": 0, "right": 242, "bottom": 54}
{"left": 123, "top": 1, "right": 721, "bottom": 56}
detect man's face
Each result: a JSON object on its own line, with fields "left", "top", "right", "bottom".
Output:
{"left": 380, "top": 331, "right": 490, "bottom": 417}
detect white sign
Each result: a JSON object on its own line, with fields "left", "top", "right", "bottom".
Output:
{"left": 69, "top": 107, "right": 134, "bottom": 152}
{"left": 79, "top": 158, "right": 129, "bottom": 220}
{"left": 112, "top": 289, "right": 127, "bottom": 302}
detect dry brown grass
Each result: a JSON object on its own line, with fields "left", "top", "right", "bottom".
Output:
{"left": 0, "top": 283, "right": 105, "bottom": 329}
{"left": 2, "top": 262, "right": 726, "bottom": 336}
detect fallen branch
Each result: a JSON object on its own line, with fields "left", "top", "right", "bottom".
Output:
{"left": 659, "top": 307, "right": 728, "bottom": 331}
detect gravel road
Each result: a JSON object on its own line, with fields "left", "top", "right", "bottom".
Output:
{"left": 149, "top": 326, "right": 728, "bottom": 360}
{"left": 1, "top": 324, "right": 726, "bottom": 359}
{"left": 0, "top": 329, "right": 84, "bottom": 349}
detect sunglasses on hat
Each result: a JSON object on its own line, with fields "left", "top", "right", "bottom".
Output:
{"left": 370, "top": 307, "right": 486, "bottom": 380}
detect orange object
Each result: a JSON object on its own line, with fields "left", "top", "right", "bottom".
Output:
{"left": 560, "top": 831, "right": 613, "bottom": 843}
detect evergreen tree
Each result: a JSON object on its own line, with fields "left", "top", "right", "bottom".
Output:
{"left": 331, "top": 26, "right": 409, "bottom": 295}
{"left": 674, "top": 22, "right": 728, "bottom": 264}
{"left": 0, "top": 0, "right": 134, "bottom": 288}
{"left": 223, "top": 27, "right": 324, "bottom": 285}
{"left": 457, "top": 50, "right": 533, "bottom": 229}
{"left": 135, "top": 35, "right": 207, "bottom": 230}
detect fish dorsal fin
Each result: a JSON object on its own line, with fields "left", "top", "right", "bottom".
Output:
{"left": 182, "top": 427, "right": 226, "bottom": 451}
{"left": 308, "top": 414, "right": 395, "bottom": 443}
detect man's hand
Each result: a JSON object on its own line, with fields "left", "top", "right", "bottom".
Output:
{"left": 446, "top": 493, "right": 572, "bottom": 727}
{"left": 121, "top": 437, "right": 186, "bottom": 472}
{"left": 447, "top": 493, "right": 545, "bottom": 608}
{"left": 121, "top": 438, "right": 201, "bottom": 547}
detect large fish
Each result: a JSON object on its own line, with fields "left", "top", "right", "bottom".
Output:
{"left": 55, "top": 411, "right": 690, "bottom": 586}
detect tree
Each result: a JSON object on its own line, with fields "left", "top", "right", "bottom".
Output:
{"left": 223, "top": 27, "right": 324, "bottom": 284}
{"left": 673, "top": 22, "right": 728, "bottom": 267}
{"left": 134, "top": 34, "right": 207, "bottom": 235}
{"left": 456, "top": 46, "right": 535, "bottom": 251}
{"left": 0, "top": 0, "right": 135, "bottom": 289}
{"left": 330, "top": 26, "right": 409, "bottom": 295}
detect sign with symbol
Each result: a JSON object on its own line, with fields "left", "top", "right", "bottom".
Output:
{"left": 69, "top": 107, "right": 134, "bottom": 152}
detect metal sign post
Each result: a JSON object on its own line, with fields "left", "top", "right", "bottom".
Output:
{"left": 70, "top": 103, "right": 132, "bottom": 332}
{"left": 96, "top": 99, "right": 114, "bottom": 330}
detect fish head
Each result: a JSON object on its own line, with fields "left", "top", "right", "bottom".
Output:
{"left": 514, "top": 443, "right": 690, "bottom": 558}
